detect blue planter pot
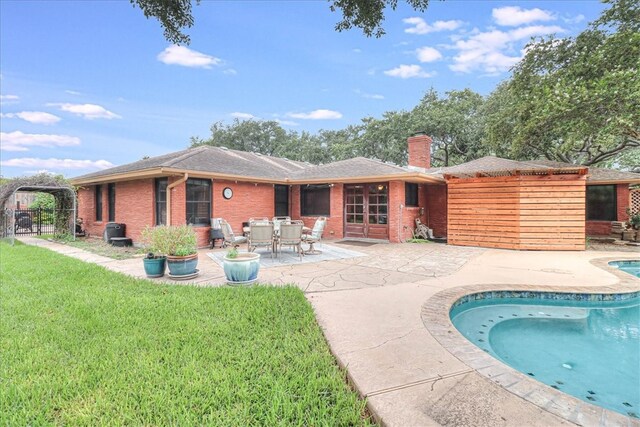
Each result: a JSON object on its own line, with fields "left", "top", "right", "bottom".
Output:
{"left": 143, "top": 256, "right": 166, "bottom": 278}
{"left": 223, "top": 253, "right": 261, "bottom": 285}
{"left": 167, "top": 254, "right": 199, "bottom": 277}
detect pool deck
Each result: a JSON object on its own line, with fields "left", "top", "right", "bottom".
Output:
{"left": 17, "top": 237, "right": 640, "bottom": 426}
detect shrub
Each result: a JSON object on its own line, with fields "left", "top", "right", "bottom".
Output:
{"left": 141, "top": 225, "right": 197, "bottom": 256}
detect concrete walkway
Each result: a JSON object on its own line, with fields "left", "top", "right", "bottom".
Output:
{"left": 16, "top": 236, "right": 640, "bottom": 426}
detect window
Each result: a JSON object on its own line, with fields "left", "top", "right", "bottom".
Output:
{"left": 186, "top": 178, "right": 211, "bottom": 225}
{"left": 155, "top": 178, "right": 168, "bottom": 225}
{"left": 301, "top": 185, "right": 330, "bottom": 216}
{"left": 274, "top": 185, "right": 289, "bottom": 217}
{"left": 405, "top": 183, "right": 419, "bottom": 207}
{"left": 95, "top": 185, "right": 103, "bottom": 221}
{"left": 108, "top": 183, "right": 116, "bottom": 222}
{"left": 586, "top": 185, "right": 616, "bottom": 221}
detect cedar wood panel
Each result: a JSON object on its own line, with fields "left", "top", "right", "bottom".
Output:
{"left": 447, "top": 174, "right": 586, "bottom": 250}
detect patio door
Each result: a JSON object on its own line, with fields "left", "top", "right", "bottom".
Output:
{"left": 344, "top": 184, "right": 388, "bottom": 239}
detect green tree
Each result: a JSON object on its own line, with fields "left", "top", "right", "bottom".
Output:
{"left": 131, "top": 0, "right": 433, "bottom": 44}
{"left": 29, "top": 193, "right": 56, "bottom": 210}
{"left": 412, "top": 89, "right": 486, "bottom": 167}
{"left": 484, "top": 0, "right": 640, "bottom": 165}
{"left": 191, "top": 119, "right": 289, "bottom": 156}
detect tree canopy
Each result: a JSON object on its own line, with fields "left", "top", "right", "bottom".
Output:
{"left": 131, "top": 0, "right": 433, "bottom": 44}
{"left": 484, "top": 0, "right": 639, "bottom": 166}
{"left": 189, "top": 0, "right": 637, "bottom": 172}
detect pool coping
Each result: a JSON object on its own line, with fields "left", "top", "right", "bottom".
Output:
{"left": 421, "top": 256, "right": 640, "bottom": 427}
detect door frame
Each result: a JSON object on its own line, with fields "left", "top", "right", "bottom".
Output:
{"left": 343, "top": 183, "right": 389, "bottom": 239}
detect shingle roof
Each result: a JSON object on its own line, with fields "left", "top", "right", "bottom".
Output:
{"left": 435, "top": 156, "right": 587, "bottom": 178}
{"left": 287, "top": 157, "right": 410, "bottom": 181}
{"left": 72, "top": 146, "right": 309, "bottom": 182}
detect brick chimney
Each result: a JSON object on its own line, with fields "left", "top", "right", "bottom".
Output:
{"left": 407, "top": 132, "right": 432, "bottom": 169}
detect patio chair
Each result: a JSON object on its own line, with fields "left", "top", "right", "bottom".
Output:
{"left": 248, "top": 221, "right": 275, "bottom": 259}
{"left": 302, "top": 217, "right": 327, "bottom": 255}
{"left": 278, "top": 221, "right": 304, "bottom": 261}
{"left": 272, "top": 216, "right": 291, "bottom": 233}
{"left": 414, "top": 218, "right": 433, "bottom": 240}
{"left": 220, "top": 219, "right": 248, "bottom": 248}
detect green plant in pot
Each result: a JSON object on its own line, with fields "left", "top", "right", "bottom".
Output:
{"left": 141, "top": 225, "right": 198, "bottom": 278}
{"left": 223, "top": 246, "right": 261, "bottom": 286}
{"left": 140, "top": 226, "right": 168, "bottom": 278}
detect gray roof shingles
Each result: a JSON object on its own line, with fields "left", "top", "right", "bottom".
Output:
{"left": 72, "top": 149, "right": 640, "bottom": 184}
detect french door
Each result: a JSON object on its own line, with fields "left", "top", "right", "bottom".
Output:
{"left": 344, "top": 184, "right": 388, "bottom": 239}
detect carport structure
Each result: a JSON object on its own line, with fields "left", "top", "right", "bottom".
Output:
{"left": 0, "top": 175, "right": 77, "bottom": 245}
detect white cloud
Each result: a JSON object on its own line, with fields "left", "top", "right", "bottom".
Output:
{"left": 1, "top": 94, "right": 19, "bottom": 101}
{"left": 157, "top": 45, "right": 222, "bottom": 69}
{"left": 354, "top": 89, "right": 384, "bottom": 100}
{"left": 275, "top": 119, "right": 299, "bottom": 126}
{"left": 230, "top": 112, "right": 255, "bottom": 119}
{"left": 65, "top": 90, "right": 83, "bottom": 96}
{"left": 0, "top": 130, "right": 81, "bottom": 152}
{"left": 48, "top": 103, "right": 121, "bottom": 120}
{"left": 1, "top": 157, "right": 114, "bottom": 170}
{"left": 353, "top": 48, "right": 362, "bottom": 53}
{"left": 403, "top": 17, "right": 463, "bottom": 34}
{"left": 1, "top": 111, "right": 61, "bottom": 125}
{"left": 416, "top": 46, "right": 443, "bottom": 63}
{"left": 492, "top": 6, "right": 555, "bottom": 26}
{"left": 563, "top": 14, "right": 585, "bottom": 24}
{"left": 449, "top": 25, "right": 565, "bottom": 73}
{"left": 384, "top": 64, "right": 435, "bottom": 79}
{"left": 223, "top": 68, "right": 237, "bottom": 75}
{"left": 287, "top": 109, "right": 343, "bottom": 120}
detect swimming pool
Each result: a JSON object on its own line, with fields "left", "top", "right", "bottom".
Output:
{"left": 451, "top": 292, "right": 640, "bottom": 418}
{"left": 609, "top": 260, "right": 640, "bottom": 278}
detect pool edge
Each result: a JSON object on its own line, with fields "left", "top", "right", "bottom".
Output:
{"left": 421, "top": 256, "right": 640, "bottom": 426}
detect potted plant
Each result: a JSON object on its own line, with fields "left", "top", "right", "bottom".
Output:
{"left": 142, "top": 252, "right": 167, "bottom": 278}
{"left": 141, "top": 225, "right": 198, "bottom": 279}
{"left": 223, "top": 247, "right": 261, "bottom": 286}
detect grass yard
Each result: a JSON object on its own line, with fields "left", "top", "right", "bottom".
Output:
{"left": 35, "top": 234, "right": 142, "bottom": 260}
{"left": 0, "top": 242, "right": 373, "bottom": 426}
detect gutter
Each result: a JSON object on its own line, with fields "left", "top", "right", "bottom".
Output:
{"left": 166, "top": 173, "right": 188, "bottom": 225}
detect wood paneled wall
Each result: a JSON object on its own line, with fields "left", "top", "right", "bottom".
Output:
{"left": 447, "top": 174, "right": 586, "bottom": 250}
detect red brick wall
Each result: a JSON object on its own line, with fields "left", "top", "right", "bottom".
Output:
{"left": 77, "top": 186, "right": 102, "bottom": 238}
{"left": 291, "top": 184, "right": 343, "bottom": 240}
{"left": 425, "top": 184, "right": 447, "bottom": 237}
{"left": 212, "top": 180, "right": 275, "bottom": 235}
{"left": 400, "top": 183, "right": 428, "bottom": 242}
{"left": 586, "top": 183, "right": 631, "bottom": 236}
{"left": 407, "top": 134, "right": 432, "bottom": 169}
{"left": 114, "top": 180, "right": 154, "bottom": 242}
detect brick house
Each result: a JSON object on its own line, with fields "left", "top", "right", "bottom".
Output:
{"left": 71, "top": 134, "right": 640, "bottom": 250}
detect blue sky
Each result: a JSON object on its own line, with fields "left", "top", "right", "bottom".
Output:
{"left": 0, "top": 0, "right": 604, "bottom": 178}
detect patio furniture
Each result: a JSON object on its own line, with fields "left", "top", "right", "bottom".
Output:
{"left": 220, "top": 219, "right": 248, "bottom": 248}
{"left": 248, "top": 221, "right": 275, "bottom": 259}
{"left": 302, "top": 217, "right": 327, "bottom": 255}
{"left": 414, "top": 218, "right": 433, "bottom": 240}
{"left": 210, "top": 228, "right": 224, "bottom": 248}
{"left": 278, "top": 221, "right": 304, "bottom": 261}
{"left": 272, "top": 216, "right": 291, "bottom": 233}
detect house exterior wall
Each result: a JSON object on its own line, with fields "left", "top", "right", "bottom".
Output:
{"left": 425, "top": 184, "right": 447, "bottom": 238}
{"left": 585, "top": 183, "right": 631, "bottom": 236}
{"left": 77, "top": 180, "right": 154, "bottom": 242}
{"left": 291, "top": 184, "right": 344, "bottom": 240}
{"left": 212, "top": 180, "right": 275, "bottom": 235}
{"left": 447, "top": 174, "right": 586, "bottom": 250}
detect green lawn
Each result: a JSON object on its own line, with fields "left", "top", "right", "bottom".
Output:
{"left": 0, "top": 242, "right": 373, "bottom": 425}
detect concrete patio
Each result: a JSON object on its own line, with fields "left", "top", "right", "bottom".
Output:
{"left": 16, "top": 236, "right": 640, "bottom": 426}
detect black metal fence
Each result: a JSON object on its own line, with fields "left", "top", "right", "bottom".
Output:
{"left": 11, "top": 208, "right": 59, "bottom": 235}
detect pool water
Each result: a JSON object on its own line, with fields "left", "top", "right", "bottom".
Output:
{"left": 609, "top": 260, "right": 640, "bottom": 278}
{"left": 451, "top": 295, "right": 640, "bottom": 417}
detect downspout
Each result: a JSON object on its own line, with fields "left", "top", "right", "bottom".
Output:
{"left": 166, "top": 173, "right": 188, "bottom": 225}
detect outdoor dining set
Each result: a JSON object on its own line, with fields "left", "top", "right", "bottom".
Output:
{"left": 213, "top": 216, "right": 327, "bottom": 260}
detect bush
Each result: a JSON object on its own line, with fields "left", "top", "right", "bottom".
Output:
{"left": 141, "top": 225, "right": 197, "bottom": 256}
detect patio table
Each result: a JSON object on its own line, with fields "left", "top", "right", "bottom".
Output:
{"left": 243, "top": 225, "right": 311, "bottom": 258}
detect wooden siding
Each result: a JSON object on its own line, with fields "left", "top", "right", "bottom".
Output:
{"left": 447, "top": 174, "right": 586, "bottom": 251}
